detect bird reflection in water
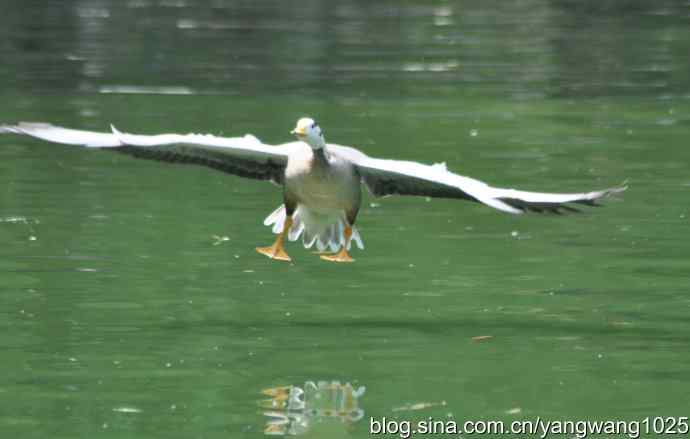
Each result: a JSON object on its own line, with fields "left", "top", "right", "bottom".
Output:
{"left": 260, "top": 381, "right": 366, "bottom": 435}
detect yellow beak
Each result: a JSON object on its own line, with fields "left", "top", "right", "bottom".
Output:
{"left": 291, "top": 126, "right": 306, "bottom": 135}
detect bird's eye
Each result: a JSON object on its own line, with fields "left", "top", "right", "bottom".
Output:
{"left": 311, "top": 122, "right": 317, "bottom": 129}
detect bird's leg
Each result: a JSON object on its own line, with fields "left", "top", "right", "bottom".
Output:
{"left": 320, "top": 225, "right": 355, "bottom": 263}
{"left": 256, "top": 216, "right": 293, "bottom": 262}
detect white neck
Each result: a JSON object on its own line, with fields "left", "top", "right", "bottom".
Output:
{"left": 306, "top": 135, "right": 326, "bottom": 150}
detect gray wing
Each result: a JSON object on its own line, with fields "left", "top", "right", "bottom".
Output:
{"left": 328, "top": 144, "right": 626, "bottom": 214}
{"left": 0, "top": 123, "right": 294, "bottom": 184}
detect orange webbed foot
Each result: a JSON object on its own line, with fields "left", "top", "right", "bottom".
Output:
{"left": 256, "top": 244, "right": 291, "bottom": 262}
{"left": 320, "top": 248, "right": 354, "bottom": 263}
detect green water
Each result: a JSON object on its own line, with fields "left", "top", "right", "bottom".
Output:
{"left": 1, "top": 1, "right": 689, "bottom": 438}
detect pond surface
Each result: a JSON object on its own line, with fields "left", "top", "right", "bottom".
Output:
{"left": 1, "top": 1, "right": 689, "bottom": 438}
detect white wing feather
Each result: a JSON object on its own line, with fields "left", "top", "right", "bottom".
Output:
{"left": 327, "top": 144, "right": 625, "bottom": 214}
{"left": 1, "top": 122, "right": 296, "bottom": 183}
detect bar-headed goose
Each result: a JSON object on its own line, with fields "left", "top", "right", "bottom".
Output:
{"left": 1, "top": 118, "right": 625, "bottom": 263}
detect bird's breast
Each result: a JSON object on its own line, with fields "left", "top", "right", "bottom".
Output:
{"left": 285, "top": 154, "right": 359, "bottom": 209}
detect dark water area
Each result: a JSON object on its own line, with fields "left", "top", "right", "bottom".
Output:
{"left": 0, "top": 1, "right": 689, "bottom": 438}
{"left": 2, "top": 0, "right": 689, "bottom": 99}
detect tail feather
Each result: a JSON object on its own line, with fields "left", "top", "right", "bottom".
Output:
{"left": 288, "top": 218, "right": 304, "bottom": 241}
{"left": 349, "top": 228, "right": 364, "bottom": 250}
{"left": 263, "top": 206, "right": 365, "bottom": 251}
{"left": 264, "top": 206, "right": 284, "bottom": 229}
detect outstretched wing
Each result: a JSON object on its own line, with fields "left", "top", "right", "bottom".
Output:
{"left": 328, "top": 145, "right": 626, "bottom": 214}
{"left": 0, "top": 123, "right": 292, "bottom": 184}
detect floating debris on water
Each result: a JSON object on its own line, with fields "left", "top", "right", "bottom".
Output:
{"left": 392, "top": 400, "right": 446, "bottom": 412}
{"left": 402, "top": 291, "right": 445, "bottom": 297}
{"left": 212, "top": 235, "right": 230, "bottom": 246}
{"left": 1, "top": 216, "right": 40, "bottom": 224}
{"left": 402, "top": 60, "right": 459, "bottom": 72}
{"left": 112, "top": 406, "right": 142, "bottom": 413}
{"left": 98, "top": 85, "right": 195, "bottom": 95}
{"left": 510, "top": 230, "right": 532, "bottom": 240}
{"left": 472, "top": 335, "right": 494, "bottom": 342}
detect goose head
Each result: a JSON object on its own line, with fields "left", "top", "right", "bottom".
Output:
{"left": 291, "top": 117, "right": 325, "bottom": 150}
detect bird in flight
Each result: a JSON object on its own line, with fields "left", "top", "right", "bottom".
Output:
{"left": 0, "top": 118, "right": 625, "bottom": 263}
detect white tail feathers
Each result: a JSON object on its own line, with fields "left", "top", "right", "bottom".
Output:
{"left": 263, "top": 206, "right": 364, "bottom": 252}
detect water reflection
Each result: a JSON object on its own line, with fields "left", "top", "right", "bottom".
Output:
{"left": 261, "top": 381, "right": 366, "bottom": 436}
{"left": 1, "top": 0, "right": 687, "bottom": 97}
